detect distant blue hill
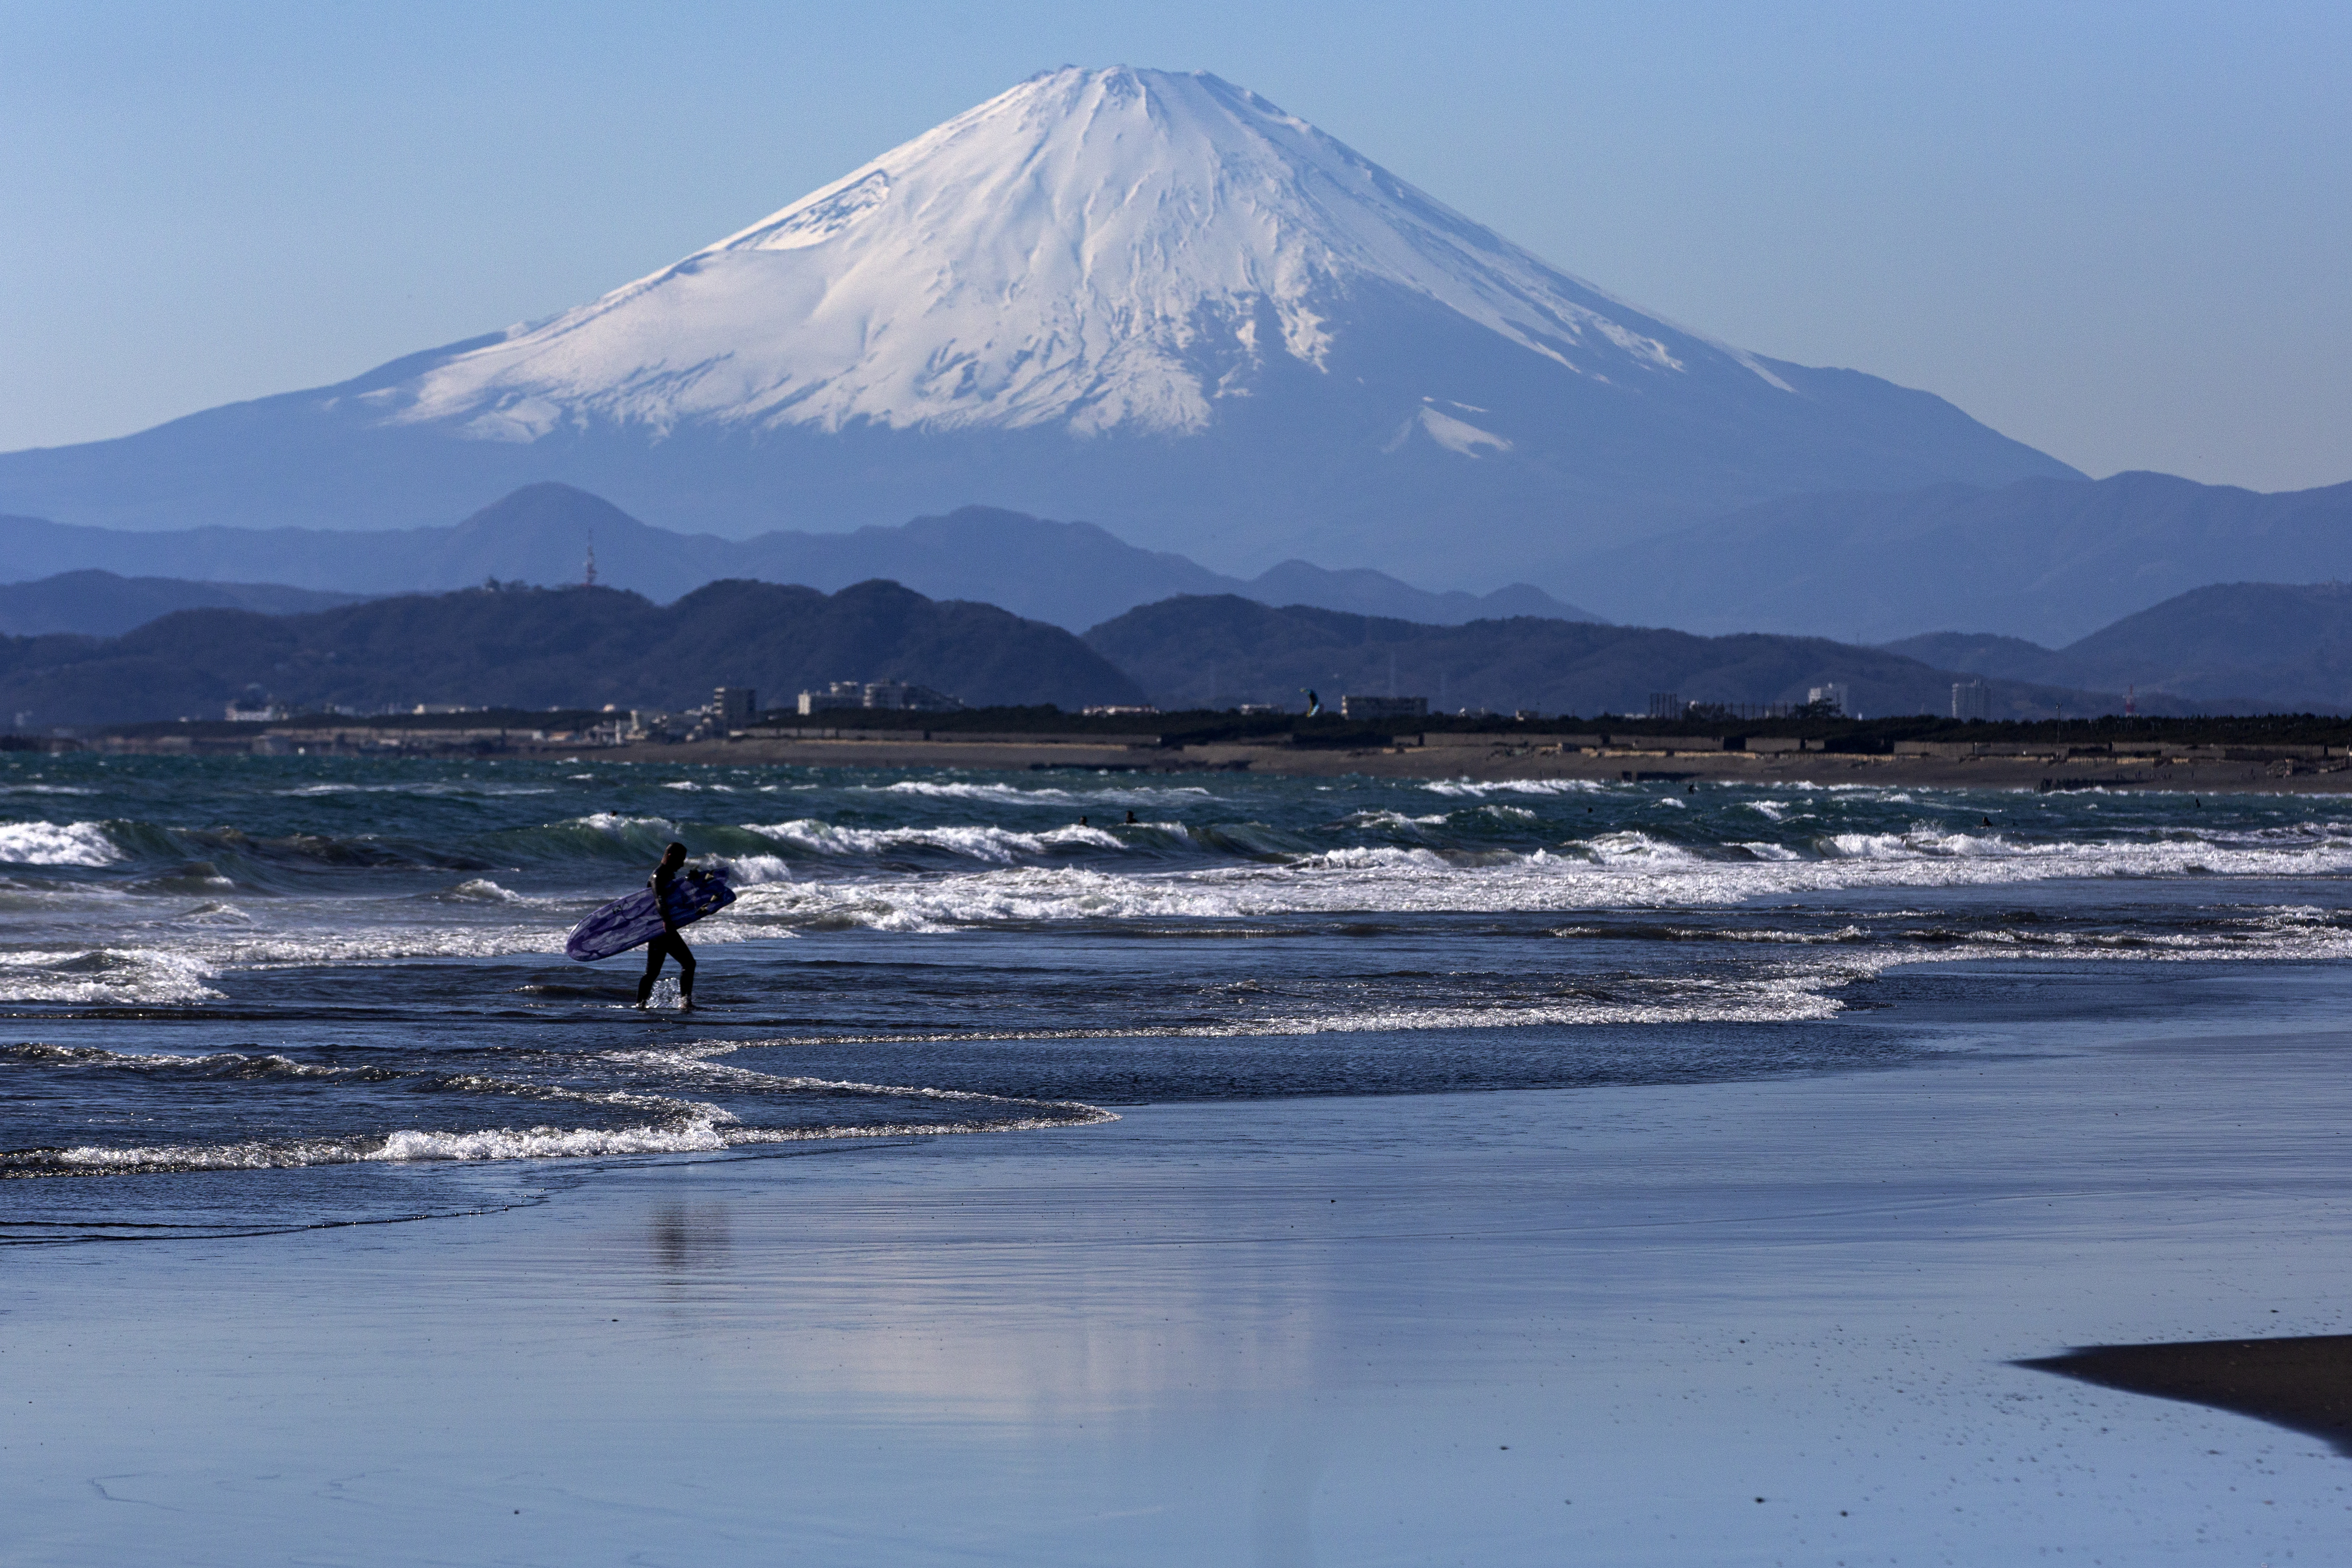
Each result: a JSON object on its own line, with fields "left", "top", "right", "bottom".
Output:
{"left": 1573, "top": 471, "right": 2352, "bottom": 646}
{"left": 1885, "top": 581, "right": 2352, "bottom": 712}
{"left": 0, "top": 485, "right": 1603, "bottom": 634}
{"left": 0, "top": 571, "right": 365, "bottom": 638}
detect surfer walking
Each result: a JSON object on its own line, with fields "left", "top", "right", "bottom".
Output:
{"left": 637, "top": 841, "right": 697, "bottom": 1011}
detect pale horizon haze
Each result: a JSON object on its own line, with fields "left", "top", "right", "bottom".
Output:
{"left": 3, "top": 0, "right": 2346, "bottom": 496}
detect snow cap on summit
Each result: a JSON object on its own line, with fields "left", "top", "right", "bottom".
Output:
{"left": 386, "top": 66, "right": 1784, "bottom": 444}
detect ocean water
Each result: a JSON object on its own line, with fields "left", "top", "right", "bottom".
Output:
{"left": 6, "top": 753, "right": 2350, "bottom": 1242}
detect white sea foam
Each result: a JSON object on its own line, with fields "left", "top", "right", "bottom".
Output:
{"left": 445, "top": 878, "right": 527, "bottom": 902}
{"left": 0, "top": 1042, "right": 399, "bottom": 1081}
{"left": 724, "top": 826, "right": 2352, "bottom": 933}
{"left": 0, "top": 820, "right": 122, "bottom": 866}
{"left": 144, "top": 918, "right": 743, "bottom": 971}
{"left": 1339, "top": 810, "right": 1450, "bottom": 830}
{"left": 0, "top": 946, "right": 222, "bottom": 1003}
{"left": 278, "top": 782, "right": 555, "bottom": 797}
{"left": 376, "top": 1122, "right": 735, "bottom": 1161}
{"left": 730, "top": 866, "right": 1236, "bottom": 931}
{"left": 615, "top": 1040, "right": 1116, "bottom": 1116}
{"left": 573, "top": 812, "right": 675, "bottom": 832}
{"left": 742, "top": 818, "right": 1120, "bottom": 863}
{"left": 1422, "top": 778, "right": 1607, "bottom": 797}
{"left": 174, "top": 901, "right": 254, "bottom": 924}
{"left": 29, "top": 1070, "right": 1116, "bottom": 1172}
{"left": 1290, "top": 845, "right": 1451, "bottom": 871}
{"left": 869, "top": 779, "right": 1214, "bottom": 807}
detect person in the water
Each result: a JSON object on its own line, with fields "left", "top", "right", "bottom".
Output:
{"left": 637, "top": 841, "right": 697, "bottom": 1011}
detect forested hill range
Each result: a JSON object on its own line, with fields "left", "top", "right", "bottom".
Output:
{"left": 0, "top": 580, "right": 1146, "bottom": 727}
{"left": 0, "top": 483, "right": 1597, "bottom": 634}
{"left": 0, "top": 577, "right": 2286, "bottom": 733}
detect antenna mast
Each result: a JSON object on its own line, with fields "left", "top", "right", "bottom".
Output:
{"left": 583, "top": 531, "right": 598, "bottom": 588}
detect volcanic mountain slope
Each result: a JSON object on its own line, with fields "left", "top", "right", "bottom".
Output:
{"left": 0, "top": 67, "right": 2073, "bottom": 591}
{"left": 0, "top": 580, "right": 1144, "bottom": 725}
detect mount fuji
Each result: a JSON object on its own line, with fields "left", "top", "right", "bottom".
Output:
{"left": 0, "top": 66, "right": 2075, "bottom": 590}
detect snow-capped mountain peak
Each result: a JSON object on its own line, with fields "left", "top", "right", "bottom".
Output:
{"left": 381, "top": 66, "right": 1783, "bottom": 444}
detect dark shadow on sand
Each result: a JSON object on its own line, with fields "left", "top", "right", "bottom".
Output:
{"left": 2021, "top": 1336, "right": 2352, "bottom": 1455}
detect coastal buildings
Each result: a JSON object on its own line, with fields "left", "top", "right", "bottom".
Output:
{"left": 797, "top": 679, "right": 962, "bottom": 716}
{"left": 714, "top": 686, "right": 758, "bottom": 728}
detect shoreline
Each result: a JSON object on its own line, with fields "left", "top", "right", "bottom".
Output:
{"left": 623, "top": 733, "right": 2352, "bottom": 792}
{"left": 55, "top": 725, "right": 2352, "bottom": 791}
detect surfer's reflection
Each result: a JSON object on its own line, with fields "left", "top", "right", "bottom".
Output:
{"left": 638, "top": 840, "right": 698, "bottom": 1011}
{"left": 650, "top": 1202, "right": 731, "bottom": 1277}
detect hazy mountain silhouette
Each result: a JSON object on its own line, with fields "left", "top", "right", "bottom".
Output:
{"left": 1576, "top": 472, "right": 2352, "bottom": 645}
{"left": 0, "top": 484, "right": 1602, "bottom": 632}
{"left": 0, "top": 571, "right": 364, "bottom": 637}
{"left": 1887, "top": 582, "right": 2352, "bottom": 710}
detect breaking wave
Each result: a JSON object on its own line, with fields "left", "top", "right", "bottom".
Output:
{"left": 0, "top": 821, "right": 123, "bottom": 867}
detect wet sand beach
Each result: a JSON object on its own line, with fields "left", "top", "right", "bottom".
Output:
{"left": 13, "top": 958, "right": 2352, "bottom": 1565}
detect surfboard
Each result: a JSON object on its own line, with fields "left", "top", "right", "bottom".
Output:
{"left": 565, "top": 872, "right": 736, "bottom": 962}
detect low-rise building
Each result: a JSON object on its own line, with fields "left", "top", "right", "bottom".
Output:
{"left": 798, "top": 679, "right": 962, "bottom": 715}
{"left": 798, "top": 683, "right": 867, "bottom": 715}
{"left": 863, "top": 679, "right": 960, "bottom": 712}
{"left": 713, "top": 686, "right": 758, "bottom": 727}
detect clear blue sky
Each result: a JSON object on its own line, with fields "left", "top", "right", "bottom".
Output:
{"left": 3, "top": 0, "right": 2346, "bottom": 491}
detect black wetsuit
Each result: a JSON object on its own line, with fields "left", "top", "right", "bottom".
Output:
{"left": 637, "top": 862, "right": 696, "bottom": 1006}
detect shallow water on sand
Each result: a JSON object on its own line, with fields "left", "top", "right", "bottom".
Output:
{"left": 5, "top": 753, "right": 2350, "bottom": 1239}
